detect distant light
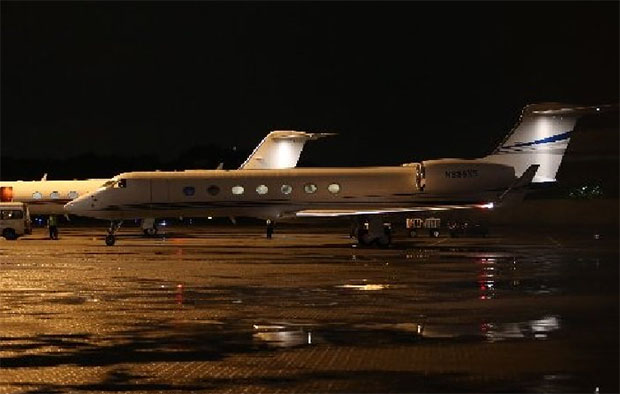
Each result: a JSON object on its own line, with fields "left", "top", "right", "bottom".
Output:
{"left": 479, "top": 202, "right": 494, "bottom": 209}
{"left": 160, "top": 220, "right": 167, "bottom": 226}
{"left": 207, "top": 216, "right": 213, "bottom": 220}
{"left": 596, "top": 107, "right": 600, "bottom": 111}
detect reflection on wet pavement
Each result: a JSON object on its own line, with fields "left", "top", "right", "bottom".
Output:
{"left": 0, "top": 226, "right": 618, "bottom": 393}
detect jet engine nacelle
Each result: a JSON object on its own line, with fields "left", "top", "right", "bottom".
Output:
{"left": 421, "top": 159, "right": 515, "bottom": 194}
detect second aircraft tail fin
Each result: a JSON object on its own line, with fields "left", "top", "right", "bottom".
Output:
{"left": 239, "top": 130, "right": 335, "bottom": 170}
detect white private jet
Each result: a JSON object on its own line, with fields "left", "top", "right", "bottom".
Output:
{"left": 1, "top": 130, "right": 327, "bottom": 235}
{"left": 65, "top": 103, "right": 612, "bottom": 246}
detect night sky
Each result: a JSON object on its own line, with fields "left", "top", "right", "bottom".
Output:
{"left": 1, "top": 2, "right": 618, "bottom": 173}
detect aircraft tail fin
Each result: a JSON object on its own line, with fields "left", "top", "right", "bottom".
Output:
{"left": 482, "top": 103, "right": 614, "bottom": 183}
{"left": 239, "top": 130, "right": 335, "bottom": 170}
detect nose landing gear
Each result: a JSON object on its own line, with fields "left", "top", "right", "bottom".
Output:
{"left": 105, "top": 221, "right": 123, "bottom": 246}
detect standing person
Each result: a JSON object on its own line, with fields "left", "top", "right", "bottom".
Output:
{"left": 266, "top": 219, "right": 274, "bottom": 239}
{"left": 48, "top": 215, "right": 58, "bottom": 240}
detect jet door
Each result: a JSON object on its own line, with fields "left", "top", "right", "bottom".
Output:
{"left": 0, "top": 187, "right": 13, "bottom": 202}
{"left": 150, "top": 180, "right": 169, "bottom": 210}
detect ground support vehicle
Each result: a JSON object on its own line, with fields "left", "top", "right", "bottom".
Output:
{"left": 406, "top": 217, "right": 441, "bottom": 238}
{"left": 0, "top": 202, "right": 32, "bottom": 240}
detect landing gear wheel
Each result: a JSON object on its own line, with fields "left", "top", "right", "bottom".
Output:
{"left": 143, "top": 227, "right": 158, "bottom": 237}
{"left": 105, "top": 234, "right": 116, "bottom": 246}
{"left": 376, "top": 234, "right": 391, "bottom": 248}
{"left": 3, "top": 228, "right": 17, "bottom": 240}
{"left": 105, "top": 220, "right": 122, "bottom": 246}
{"left": 356, "top": 228, "right": 371, "bottom": 246}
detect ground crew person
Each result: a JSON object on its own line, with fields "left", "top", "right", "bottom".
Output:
{"left": 48, "top": 215, "right": 59, "bottom": 240}
{"left": 266, "top": 219, "right": 274, "bottom": 239}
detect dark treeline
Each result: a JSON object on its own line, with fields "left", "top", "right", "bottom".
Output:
{"left": 0, "top": 144, "right": 251, "bottom": 181}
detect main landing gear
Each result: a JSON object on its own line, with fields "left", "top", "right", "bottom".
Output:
{"left": 141, "top": 218, "right": 158, "bottom": 237}
{"left": 355, "top": 216, "right": 392, "bottom": 247}
{"left": 105, "top": 220, "right": 123, "bottom": 246}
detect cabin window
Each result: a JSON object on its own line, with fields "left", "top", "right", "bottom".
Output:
{"left": 50, "top": 191, "right": 60, "bottom": 199}
{"left": 207, "top": 185, "right": 220, "bottom": 196}
{"left": 232, "top": 185, "right": 244, "bottom": 195}
{"left": 183, "top": 186, "right": 195, "bottom": 196}
{"left": 327, "top": 183, "right": 341, "bottom": 194}
{"left": 68, "top": 191, "right": 79, "bottom": 199}
{"left": 32, "top": 192, "right": 42, "bottom": 200}
{"left": 281, "top": 184, "right": 292, "bottom": 195}
{"left": 256, "top": 185, "right": 268, "bottom": 195}
{"left": 1, "top": 210, "right": 23, "bottom": 220}
{"left": 304, "top": 183, "right": 318, "bottom": 194}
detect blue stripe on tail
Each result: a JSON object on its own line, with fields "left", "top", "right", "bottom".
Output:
{"left": 501, "top": 131, "right": 572, "bottom": 150}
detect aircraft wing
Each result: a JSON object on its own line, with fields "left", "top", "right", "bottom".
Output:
{"left": 294, "top": 203, "right": 493, "bottom": 218}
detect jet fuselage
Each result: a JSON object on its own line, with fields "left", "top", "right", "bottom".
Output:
{"left": 0, "top": 179, "right": 107, "bottom": 215}
{"left": 65, "top": 162, "right": 515, "bottom": 220}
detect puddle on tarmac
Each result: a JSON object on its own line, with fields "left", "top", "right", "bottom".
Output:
{"left": 250, "top": 314, "right": 561, "bottom": 349}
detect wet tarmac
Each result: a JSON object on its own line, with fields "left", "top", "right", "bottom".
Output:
{"left": 1, "top": 224, "right": 618, "bottom": 393}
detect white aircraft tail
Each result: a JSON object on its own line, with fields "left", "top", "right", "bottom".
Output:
{"left": 239, "top": 130, "right": 335, "bottom": 170}
{"left": 482, "top": 103, "right": 612, "bottom": 183}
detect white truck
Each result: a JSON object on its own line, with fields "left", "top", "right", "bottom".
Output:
{"left": 0, "top": 202, "right": 32, "bottom": 240}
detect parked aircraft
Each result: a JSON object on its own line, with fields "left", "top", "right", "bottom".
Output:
{"left": 1, "top": 130, "right": 327, "bottom": 235}
{"left": 0, "top": 176, "right": 107, "bottom": 216}
{"left": 65, "top": 103, "right": 612, "bottom": 246}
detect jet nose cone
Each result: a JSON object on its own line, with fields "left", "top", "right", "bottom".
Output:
{"left": 64, "top": 195, "right": 93, "bottom": 215}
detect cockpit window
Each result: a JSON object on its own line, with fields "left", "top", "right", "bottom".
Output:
{"left": 103, "top": 179, "right": 127, "bottom": 189}
{"left": 102, "top": 180, "right": 117, "bottom": 188}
